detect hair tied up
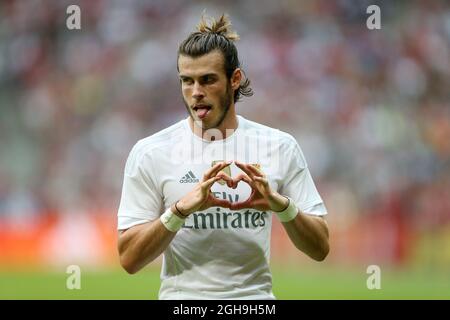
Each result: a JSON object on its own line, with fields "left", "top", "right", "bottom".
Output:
{"left": 197, "top": 13, "right": 240, "bottom": 41}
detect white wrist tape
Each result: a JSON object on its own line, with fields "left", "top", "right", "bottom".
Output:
{"left": 160, "top": 208, "right": 185, "bottom": 232}
{"left": 275, "top": 197, "right": 298, "bottom": 222}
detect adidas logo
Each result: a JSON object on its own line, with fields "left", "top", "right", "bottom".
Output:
{"left": 179, "top": 171, "right": 199, "bottom": 183}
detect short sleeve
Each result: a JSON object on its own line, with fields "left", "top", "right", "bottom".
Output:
{"left": 279, "top": 141, "right": 327, "bottom": 216}
{"left": 117, "top": 144, "right": 164, "bottom": 230}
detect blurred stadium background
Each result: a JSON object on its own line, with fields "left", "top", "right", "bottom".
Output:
{"left": 0, "top": 0, "right": 449, "bottom": 299}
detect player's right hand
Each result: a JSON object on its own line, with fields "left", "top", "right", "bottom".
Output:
{"left": 174, "top": 161, "right": 233, "bottom": 216}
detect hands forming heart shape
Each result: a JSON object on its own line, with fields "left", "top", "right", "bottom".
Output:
{"left": 173, "top": 161, "right": 289, "bottom": 217}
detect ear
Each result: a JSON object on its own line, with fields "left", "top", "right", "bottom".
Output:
{"left": 230, "top": 68, "right": 242, "bottom": 91}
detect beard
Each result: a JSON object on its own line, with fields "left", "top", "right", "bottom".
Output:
{"left": 183, "top": 83, "right": 232, "bottom": 130}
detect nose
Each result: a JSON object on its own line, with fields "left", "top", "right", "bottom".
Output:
{"left": 192, "top": 82, "right": 205, "bottom": 100}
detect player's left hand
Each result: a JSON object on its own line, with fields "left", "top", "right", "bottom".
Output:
{"left": 229, "top": 161, "right": 289, "bottom": 212}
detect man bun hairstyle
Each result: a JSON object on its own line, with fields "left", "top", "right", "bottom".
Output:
{"left": 196, "top": 14, "right": 240, "bottom": 41}
{"left": 178, "top": 14, "right": 253, "bottom": 103}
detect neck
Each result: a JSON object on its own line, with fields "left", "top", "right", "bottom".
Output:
{"left": 188, "top": 104, "right": 238, "bottom": 141}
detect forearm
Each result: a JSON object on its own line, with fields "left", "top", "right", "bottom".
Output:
{"left": 118, "top": 218, "right": 177, "bottom": 274}
{"left": 117, "top": 162, "right": 232, "bottom": 274}
{"left": 281, "top": 211, "right": 329, "bottom": 261}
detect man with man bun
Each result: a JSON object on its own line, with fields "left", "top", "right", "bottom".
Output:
{"left": 117, "top": 14, "right": 329, "bottom": 300}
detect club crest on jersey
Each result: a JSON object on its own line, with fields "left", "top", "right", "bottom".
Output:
{"left": 211, "top": 160, "right": 231, "bottom": 185}
{"left": 211, "top": 161, "right": 261, "bottom": 185}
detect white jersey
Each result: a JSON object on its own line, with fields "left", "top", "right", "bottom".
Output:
{"left": 117, "top": 115, "right": 327, "bottom": 299}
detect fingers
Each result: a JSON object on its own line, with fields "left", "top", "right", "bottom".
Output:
{"left": 201, "top": 162, "right": 268, "bottom": 199}
{"left": 246, "top": 164, "right": 264, "bottom": 177}
{"left": 202, "top": 162, "right": 222, "bottom": 181}
{"left": 233, "top": 173, "right": 254, "bottom": 188}
{"left": 253, "top": 176, "right": 271, "bottom": 196}
{"left": 209, "top": 197, "right": 232, "bottom": 209}
{"left": 254, "top": 176, "right": 269, "bottom": 186}
{"left": 235, "top": 161, "right": 265, "bottom": 179}
{"left": 215, "top": 171, "right": 234, "bottom": 188}
{"left": 203, "top": 161, "right": 232, "bottom": 181}
{"left": 230, "top": 199, "right": 252, "bottom": 210}
{"left": 201, "top": 175, "right": 222, "bottom": 190}
{"left": 234, "top": 161, "right": 255, "bottom": 180}
{"left": 235, "top": 161, "right": 267, "bottom": 189}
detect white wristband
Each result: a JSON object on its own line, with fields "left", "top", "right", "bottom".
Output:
{"left": 160, "top": 208, "right": 186, "bottom": 232}
{"left": 275, "top": 197, "right": 298, "bottom": 222}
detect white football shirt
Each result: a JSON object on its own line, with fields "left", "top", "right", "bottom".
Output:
{"left": 118, "top": 115, "right": 327, "bottom": 299}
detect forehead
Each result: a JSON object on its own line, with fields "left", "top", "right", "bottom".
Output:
{"left": 178, "top": 50, "right": 225, "bottom": 77}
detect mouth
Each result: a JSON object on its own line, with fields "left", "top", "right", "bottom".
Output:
{"left": 193, "top": 104, "right": 212, "bottom": 119}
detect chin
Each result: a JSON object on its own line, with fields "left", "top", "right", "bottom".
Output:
{"left": 192, "top": 117, "right": 210, "bottom": 129}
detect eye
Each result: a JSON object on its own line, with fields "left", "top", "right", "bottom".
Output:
{"left": 202, "top": 75, "right": 215, "bottom": 84}
{"left": 181, "top": 78, "right": 193, "bottom": 85}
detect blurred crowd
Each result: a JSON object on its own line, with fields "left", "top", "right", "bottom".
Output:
{"left": 0, "top": 0, "right": 449, "bottom": 242}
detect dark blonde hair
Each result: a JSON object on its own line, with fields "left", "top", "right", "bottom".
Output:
{"left": 177, "top": 14, "right": 253, "bottom": 103}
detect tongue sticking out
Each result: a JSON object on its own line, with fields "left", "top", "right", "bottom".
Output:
{"left": 196, "top": 108, "right": 210, "bottom": 119}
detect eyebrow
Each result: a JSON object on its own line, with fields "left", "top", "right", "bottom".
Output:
{"left": 179, "top": 73, "right": 218, "bottom": 80}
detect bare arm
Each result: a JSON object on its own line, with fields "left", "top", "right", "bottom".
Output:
{"left": 231, "top": 161, "right": 329, "bottom": 261}
{"left": 118, "top": 216, "right": 177, "bottom": 274}
{"left": 117, "top": 161, "right": 234, "bottom": 274}
{"left": 281, "top": 211, "right": 329, "bottom": 261}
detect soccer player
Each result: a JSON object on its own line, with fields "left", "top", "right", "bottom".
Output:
{"left": 117, "top": 14, "right": 329, "bottom": 300}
